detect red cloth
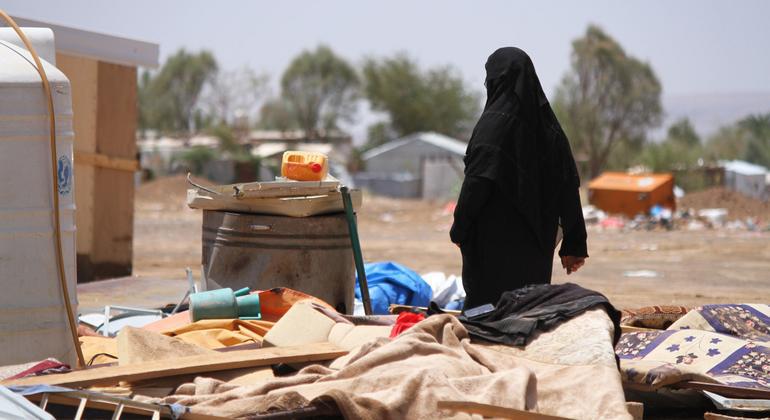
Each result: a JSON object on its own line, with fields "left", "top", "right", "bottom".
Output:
{"left": 8, "top": 359, "right": 70, "bottom": 380}
{"left": 389, "top": 312, "right": 426, "bottom": 338}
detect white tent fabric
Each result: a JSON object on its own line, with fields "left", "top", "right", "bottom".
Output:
{"left": 0, "top": 386, "right": 54, "bottom": 420}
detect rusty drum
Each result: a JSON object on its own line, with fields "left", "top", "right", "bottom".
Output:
{"left": 202, "top": 210, "right": 355, "bottom": 313}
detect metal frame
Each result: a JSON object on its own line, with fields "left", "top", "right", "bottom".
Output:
{"left": 34, "top": 389, "right": 171, "bottom": 419}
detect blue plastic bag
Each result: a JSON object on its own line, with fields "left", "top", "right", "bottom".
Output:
{"left": 355, "top": 261, "right": 432, "bottom": 315}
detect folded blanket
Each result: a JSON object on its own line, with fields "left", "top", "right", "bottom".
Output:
{"left": 669, "top": 304, "right": 770, "bottom": 342}
{"left": 618, "top": 329, "right": 770, "bottom": 390}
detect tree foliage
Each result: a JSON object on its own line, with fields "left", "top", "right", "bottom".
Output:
{"left": 639, "top": 118, "right": 703, "bottom": 172}
{"left": 705, "top": 113, "right": 770, "bottom": 168}
{"left": 138, "top": 49, "right": 218, "bottom": 135}
{"left": 553, "top": 25, "right": 662, "bottom": 178}
{"left": 257, "top": 98, "right": 299, "bottom": 131}
{"left": 201, "top": 66, "right": 269, "bottom": 128}
{"left": 280, "top": 45, "right": 359, "bottom": 139}
{"left": 362, "top": 53, "right": 480, "bottom": 147}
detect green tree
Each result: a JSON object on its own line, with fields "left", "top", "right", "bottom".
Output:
{"left": 667, "top": 118, "right": 700, "bottom": 148}
{"left": 740, "top": 114, "right": 770, "bottom": 168}
{"left": 553, "top": 25, "right": 663, "bottom": 178}
{"left": 257, "top": 98, "right": 298, "bottom": 131}
{"left": 137, "top": 70, "right": 153, "bottom": 134}
{"left": 362, "top": 53, "right": 480, "bottom": 146}
{"left": 280, "top": 45, "right": 359, "bottom": 139}
{"left": 704, "top": 113, "right": 770, "bottom": 167}
{"left": 138, "top": 49, "right": 218, "bottom": 134}
{"left": 638, "top": 118, "right": 701, "bottom": 170}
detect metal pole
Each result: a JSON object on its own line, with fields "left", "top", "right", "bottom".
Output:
{"left": 340, "top": 186, "right": 372, "bottom": 315}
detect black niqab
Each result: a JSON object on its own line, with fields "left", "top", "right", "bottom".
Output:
{"left": 463, "top": 47, "right": 580, "bottom": 251}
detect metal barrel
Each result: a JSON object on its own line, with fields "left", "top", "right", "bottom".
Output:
{"left": 202, "top": 210, "right": 355, "bottom": 314}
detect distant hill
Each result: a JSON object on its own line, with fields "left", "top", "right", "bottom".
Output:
{"left": 653, "top": 91, "right": 770, "bottom": 140}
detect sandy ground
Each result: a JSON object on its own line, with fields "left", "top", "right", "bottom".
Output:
{"left": 131, "top": 176, "right": 770, "bottom": 310}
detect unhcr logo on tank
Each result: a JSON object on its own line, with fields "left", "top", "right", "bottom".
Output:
{"left": 57, "top": 155, "right": 71, "bottom": 195}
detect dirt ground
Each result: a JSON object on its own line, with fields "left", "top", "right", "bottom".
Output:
{"left": 133, "top": 176, "right": 770, "bottom": 310}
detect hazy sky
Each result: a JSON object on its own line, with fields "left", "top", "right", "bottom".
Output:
{"left": 3, "top": 0, "right": 770, "bottom": 138}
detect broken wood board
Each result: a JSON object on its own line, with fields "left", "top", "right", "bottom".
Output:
{"left": 4, "top": 342, "right": 346, "bottom": 388}
{"left": 195, "top": 177, "right": 340, "bottom": 197}
{"left": 187, "top": 189, "right": 362, "bottom": 217}
{"left": 437, "top": 401, "right": 569, "bottom": 420}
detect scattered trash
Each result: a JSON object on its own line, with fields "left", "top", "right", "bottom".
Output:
{"left": 355, "top": 261, "right": 433, "bottom": 315}
{"left": 421, "top": 272, "right": 465, "bottom": 310}
{"left": 623, "top": 270, "right": 661, "bottom": 278}
{"left": 189, "top": 287, "right": 261, "bottom": 321}
{"left": 698, "top": 208, "right": 729, "bottom": 226}
{"left": 79, "top": 306, "right": 165, "bottom": 337}
{"left": 582, "top": 205, "right": 607, "bottom": 224}
{"left": 442, "top": 201, "right": 457, "bottom": 216}
{"left": 600, "top": 217, "right": 625, "bottom": 229}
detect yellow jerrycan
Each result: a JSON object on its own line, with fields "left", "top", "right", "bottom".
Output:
{"left": 281, "top": 151, "right": 329, "bottom": 181}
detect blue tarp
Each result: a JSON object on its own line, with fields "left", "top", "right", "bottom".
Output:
{"left": 355, "top": 261, "right": 433, "bottom": 315}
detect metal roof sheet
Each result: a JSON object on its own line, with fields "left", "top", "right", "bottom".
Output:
{"left": 362, "top": 131, "right": 467, "bottom": 161}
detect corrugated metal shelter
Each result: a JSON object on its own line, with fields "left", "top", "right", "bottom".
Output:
{"left": 721, "top": 160, "right": 769, "bottom": 201}
{"left": 588, "top": 172, "right": 676, "bottom": 218}
{"left": 356, "top": 132, "right": 466, "bottom": 199}
{"left": 4, "top": 16, "right": 159, "bottom": 282}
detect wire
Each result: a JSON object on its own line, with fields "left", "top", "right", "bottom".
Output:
{"left": 0, "top": 10, "right": 86, "bottom": 367}
{"left": 87, "top": 352, "right": 118, "bottom": 367}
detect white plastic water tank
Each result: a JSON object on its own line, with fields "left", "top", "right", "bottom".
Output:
{"left": 0, "top": 29, "right": 77, "bottom": 366}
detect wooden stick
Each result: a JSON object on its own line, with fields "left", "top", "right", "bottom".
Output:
{"left": 75, "top": 151, "right": 139, "bottom": 172}
{"left": 437, "top": 401, "right": 570, "bottom": 420}
{"left": 677, "top": 381, "right": 770, "bottom": 399}
{"left": 4, "top": 342, "right": 346, "bottom": 388}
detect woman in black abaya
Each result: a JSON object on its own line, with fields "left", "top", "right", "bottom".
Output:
{"left": 450, "top": 47, "right": 588, "bottom": 310}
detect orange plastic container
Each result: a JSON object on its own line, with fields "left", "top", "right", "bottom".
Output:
{"left": 281, "top": 151, "right": 329, "bottom": 181}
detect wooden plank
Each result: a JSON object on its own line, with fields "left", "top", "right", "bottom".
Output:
{"left": 4, "top": 343, "right": 346, "bottom": 388}
{"left": 75, "top": 151, "right": 139, "bottom": 172}
{"left": 437, "top": 401, "right": 570, "bottom": 420}
{"left": 677, "top": 381, "right": 770, "bottom": 399}
{"left": 90, "top": 61, "right": 137, "bottom": 279}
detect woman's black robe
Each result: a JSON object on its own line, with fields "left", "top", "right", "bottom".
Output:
{"left": 450, "top": 47, "right": 587, "bottom": 310}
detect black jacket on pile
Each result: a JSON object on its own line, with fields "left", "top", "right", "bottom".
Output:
{"left": 457, "top": 282, "right": 621, "bottom": 347}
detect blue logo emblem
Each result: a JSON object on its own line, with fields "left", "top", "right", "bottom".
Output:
{"left": 57, "top": 155, "right": 72, "bottom": 195}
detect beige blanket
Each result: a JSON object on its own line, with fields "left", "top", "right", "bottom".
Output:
{"left": 153, "top": 315, "right": 630, "bottom": 419}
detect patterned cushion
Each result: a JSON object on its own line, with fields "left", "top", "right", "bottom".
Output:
{"left": 669, "top": 304, "right": 770, "bottom": 342}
